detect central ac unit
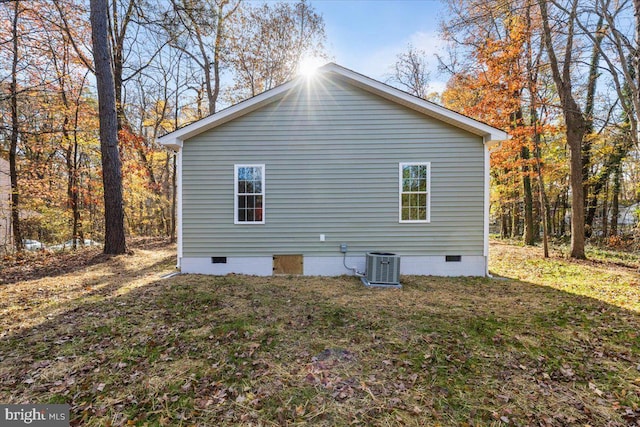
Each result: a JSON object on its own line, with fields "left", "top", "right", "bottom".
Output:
{"left": 363, "top": 252, "right": 401, "bottom": 288}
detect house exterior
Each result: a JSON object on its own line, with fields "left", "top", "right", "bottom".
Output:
{"left": 158, "top": 63, "right": 507, "bottom": 277}
{"left": 0, "top": 157, "right": 11, "bottom": 254}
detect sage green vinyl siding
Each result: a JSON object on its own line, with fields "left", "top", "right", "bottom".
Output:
{"left": 182, "top": 78, "right": 485, "bottom": 257}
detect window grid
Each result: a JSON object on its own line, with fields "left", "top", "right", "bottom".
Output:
{"left": 234, "top": 164, "right": 265, "bottom": 224}
{"left": 399, "top": 162, "right": 430, "bottom": 223}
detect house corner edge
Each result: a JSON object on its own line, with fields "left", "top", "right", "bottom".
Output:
{"left": 176, "top": 147, "right": 183, "bottom": 269}
{"left": 483, "top": 138, "right": 491, "bottom": 277}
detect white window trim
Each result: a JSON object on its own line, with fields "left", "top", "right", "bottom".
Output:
{"left": 399, "top": 162, "right": 431, "bottom": 223}
{"left": 234, "top": 164, "right": 265, "bottom": 225}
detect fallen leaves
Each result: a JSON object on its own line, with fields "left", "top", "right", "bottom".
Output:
{"left": 0, "top": 246, "right": 105, "bottom": 285}
{"left": 588, "top": 382, "right": 604, "bottom": 397}
{"left": 0, "top": 241, "right": 639, "bottom": 426}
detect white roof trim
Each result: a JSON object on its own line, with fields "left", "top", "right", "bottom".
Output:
{"left": 158, "top": 63, "right": 508, "bottom": 150}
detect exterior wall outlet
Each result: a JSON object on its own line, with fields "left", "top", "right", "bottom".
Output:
{"left": 320, "top": 234, "right": 325, "bottom": 242}
{"left": 340, "top": 243, "right": 348, "bottom": 253}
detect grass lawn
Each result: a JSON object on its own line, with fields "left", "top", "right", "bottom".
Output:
{"left": 0, "top": 240, "right": 639, "bottom": 426}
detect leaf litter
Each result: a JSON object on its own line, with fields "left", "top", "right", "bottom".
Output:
{"left": 0, "top": 239, "right": 638, "bottom": 426}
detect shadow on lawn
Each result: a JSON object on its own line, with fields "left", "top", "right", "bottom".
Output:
{"left": 59, "top": 254, "right": 175, "bottom": 310}
{"left": 0, "top": 248, "right": 109, "bottom": 285}
{"left": 0, "top": 270, "right": 638, "bottom": 426}
{"left": 0, "top": 238, "right": 174, "bottom": 286}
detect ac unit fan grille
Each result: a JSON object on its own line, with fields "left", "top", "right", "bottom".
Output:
{"left": 365, "top": 252, "right": 401, "bottom": 287}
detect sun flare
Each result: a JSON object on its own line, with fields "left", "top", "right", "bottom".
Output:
{"left": 298, "top": 57, "right": 326, "bottom": 77}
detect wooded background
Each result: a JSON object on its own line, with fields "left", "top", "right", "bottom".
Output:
{"left": 1, "top": 0, "right": 639, "bottom": 259}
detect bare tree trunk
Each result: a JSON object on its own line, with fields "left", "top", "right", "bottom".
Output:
{"left": 635, "top": 0, "right": 640, "bottom": 127}
{"left": 54, "top": 43, "right": 88, "bottom": 250}
{"left": 170, "top": 153, "right": 177, "bottom": 243}
{"left": 538, "top": 0, "right": 586, "bottom": 258}
{"left": 110, "top": 0, "right": 132, "bottom": 131}
{"left": 601, "top": 180, "right": 609, "bottom": 237}
{"left": 511, "top": 183, "right": 520, "bottom": 238}
{"left": 62, "top": 104, "right": 79, "bottom": 249}
{"left": 513, "top": 100, "right": 534, "bottom": 245}
{"left": 559, "top": 191, "right": 568, "bottom": 237}
{"left": 90, "top": 0, "right": 127, "bottom": 254}
{"left": 566, "top": 116, "right": 587, "bottom": 258}
{"left": 9, "top": 0, "right": 22, "bottom": 253}
{"left": 501, "top": 206, "right": 509, "bottom": 238}
{"left": 583, "top": 14, "right": 605, "bottom": 236}
{"left": 211, "top": 1, "right": 226, "bottom": 113}
{"left": 70, "top": 88, "right": 86, "bottom": 246}
{"left": 522, "top": 144, "right": 535, "bottom": 245}
{"left": 532, "top": 113, "right": 549, "bottom": 257}
{"left": 525, "top": 0, "right": 547, "bottom": 253}
{"left": 610, "top": 162, "right": 621, "bottom": 236}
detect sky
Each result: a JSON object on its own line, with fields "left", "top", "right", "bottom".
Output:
{"left": 309, "top": 0, "right": 449, "bottom": 93}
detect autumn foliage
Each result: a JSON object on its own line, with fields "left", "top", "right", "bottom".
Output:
{"left": 0, "top": 0, "right": 325, "bottom": 252}
{"left": 441, "top": 0, "right": 638, "bottom": 249}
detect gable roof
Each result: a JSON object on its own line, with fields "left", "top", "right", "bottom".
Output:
{"left": 157, "top": 63, "right": 508, "bottom": 151}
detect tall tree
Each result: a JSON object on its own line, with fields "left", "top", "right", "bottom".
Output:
{"left": 582, "top": 13, "right": 605, "bottom": 235}
{"left": 32, "top": 1, "right": 97, "bottom": 245}
{"left": 163, "top": 0, "right": 240, "bottom": 115}
{"left": 579, "top": 0, "right": 640, "bottom": 145}
{"left": 524, "top": 0, "right": 550, "bottom": 256}
{"left": 568, "top": 0, "right": 640, "bottom": 236}
{"left": 225, "top": 0, "right": 325, "bottom": 102}
{"left": 8, "top": 0, "right": 22, "bottom": 252}
{"left": 388, "top": 44, "right": 431, "bottom": 99}
{"left": 537, "top": 0, "right": 587, "bottom": 258}
{"left": 90, "top": 0, "right": 126, "bottom": 254}
{"left": 441, "top": 0, "right": 542, "bottom": 245}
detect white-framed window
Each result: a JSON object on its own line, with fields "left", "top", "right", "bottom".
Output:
{"left": 234, "top": 164, "right": 265, "bottom": 224}
{"left": 399, "top": 162, "right": 430, "bottom": 223}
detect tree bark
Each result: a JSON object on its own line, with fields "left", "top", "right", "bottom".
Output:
{"left": 582, "top": 14, "right": 604, "bottom": 236}
{"left": 559, "top": 190, "right": 568, "bottom": 237}
{"left": 610, "top": 162, "right": 621, "bottom": 236}
{"left": 538, "top": 0, "right": 586, "bottom": 258}
{"left": 90, "top": 0, "right": 127, "bottom": 254}
{"left": 525, "top": 0, "right": 547, "bottom": 254}
{"left": 61, "top": 93, "right": 81, "bottom": 249}
{"left": 110, "top": 0, "right": 133, "bottom": 131}
{"left": 9, "top": 0, "right": 22, "bottom": 253}
{"left": 534, "top": 131, "right": 550, "bottom": 257}
{"left": 170, "top": 153, "right": 177, "bottom": 243}
{"left": 521, "top": 144, "right": 535, "bottom": 245}
{"left": 565, "top": 112, "right": 587, "bottom": 258}
{"left": 634, "top": 0, "right": 640, "bottom": 130}
{"left": 601, "top": 181, "right": 608, "bottom": 237}
{"left": 211, "top": 1, "right": 225, "bottom": 113}
{"left": 501, "top": 206, "right": 509, "bottom": 238}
